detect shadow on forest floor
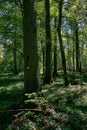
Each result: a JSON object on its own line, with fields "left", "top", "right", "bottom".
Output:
{"left": 0, "top": 73, "right": 24, "bottom": 129}
{"left": 0, "top": 73, "right": 87, "bottom": 130}
{"left": 42, "top": 77, "right": 87, "bottom": 130}
{"left": 0, "top": 73, "right": 23, "bottom": 87}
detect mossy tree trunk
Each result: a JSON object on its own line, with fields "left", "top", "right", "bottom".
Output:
{"left": 23, "top": 0, "right": 40, "bottom": 93}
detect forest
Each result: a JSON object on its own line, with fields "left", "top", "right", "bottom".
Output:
{"left": 0, "top": 0, "right": 87, "bottom": 129}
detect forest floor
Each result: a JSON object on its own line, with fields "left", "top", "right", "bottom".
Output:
{"left": 0, "top": 72, "right": 87, "bottom": 130}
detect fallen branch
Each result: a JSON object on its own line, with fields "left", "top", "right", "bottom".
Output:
{"left": 0, "top": 108, "right": 44, "bottom": 113}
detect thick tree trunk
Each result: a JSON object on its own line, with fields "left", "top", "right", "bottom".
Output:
{"left": 23, "top": 0, "right": 40, "bottom": 93}
{"left": 57, "top": 0, "right": 69, "bottom": 86}
{"left": 44, "top": 0, "right": 53, "bottom": 84}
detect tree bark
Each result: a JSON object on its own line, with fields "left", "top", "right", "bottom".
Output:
{"left": 44, "top": 0, "right": 53, "bottom": 84}
{"left": 41, "top": 39, "right": 45, "bottom": 75}
{"left": 72, "top": 31, "right": 75, "bottom": 71}
{"left": 23, "top": 0, "right": 40, "bottom": 93}
{"left": 13, "top": 39, "right": 17, "bottom": 75}
{"left": 75, "top": 22, "right": 80, "bottom": 72}
{"left": 57, "top": 0, "right": 69, "bottom": 86}
{"left": 53, "top": 17, "right": 58, "bottom": 77}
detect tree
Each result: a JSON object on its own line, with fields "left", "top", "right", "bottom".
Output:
{"left": 13, "top": 31, "right": 17, "bottom": 75}
{"left": 53, "top": 17, "right": 58, "bottom": 77}
{"left": 0, "top": 0, "right": 23, "bottom": 73}
{"left": 57, "top": 0, "right": 69, "bottom": 86}
{"left": 44, "top": 0, "right": 53, "bottom": 84}
{"left": 23, "top": 0, "right": 40, "bottom": 93}
{"left": 0, "top": 0, "right": 87, "bottom": 76}
{"left": 75, "top": 21, "right": 80, "bottom": 72}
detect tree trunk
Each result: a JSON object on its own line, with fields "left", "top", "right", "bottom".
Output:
{"left": 75, "top": 22, "right": 80, "bottom": 72}
{"left": 72, "top": 31, "right": 75, "bottom": 71}
{"left": 66, "top": 36, "right": 71, "bottom": 71}
{"left": 44, "top": 0, "right": 53, "bottom": 84}
{"left": 41, "top": 39, "right": 45, "bottom": 75}
{"left": 13, "top": 39, "right": 17, "bottom": 75}
{"left": 57, "top": 0, "right": 69, "bottom": 86}
{"left": 53, "top": 17, "right": 58, "bottom": 77}
{"left": 23, "top": 0, "right": 40, "bottom": 93}
{"left": 13, "top": 13, "right": 18, "bottom": 75}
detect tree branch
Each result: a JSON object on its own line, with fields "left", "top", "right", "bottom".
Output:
{"left": 1, "top": 42, "right": 24, "bottom": 57}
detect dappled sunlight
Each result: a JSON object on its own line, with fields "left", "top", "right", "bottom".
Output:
{"left": 6, "top": 82, "right": 23, "bottom": 91}
{"left": 42, "top": 82, "right": 87, "bottom": 130}
{"left": 56, "top": 89, "right": 66, "bottom": 95}
{"left": 0, "top": 87, "right": 4, "bottom": 90}
{"left": 0, "top": 73, "right": 24, "bottom": 87}
{"left": 43, "top": 83, "right": 87, "bottom": 104}
{"left": 0, "top": 74, "right": 24, "bottom": 112}
{"left": 0, "top": 73, "right": 87, "bottom": 129}
{"left": 82, "top": 94, "right": 87, "bottom": 103}
{"left": 46, "top": 93, "right": 56, "bottom": 100}
{"left": 43, "top": 81, "right": 87, "bottom": 112}
{"left": 0, "top": 81, "right": 23, "bottom": 91}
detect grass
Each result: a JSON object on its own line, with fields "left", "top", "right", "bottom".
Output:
{"left": 0, "top": 72, "right": 87, "bottom": 129}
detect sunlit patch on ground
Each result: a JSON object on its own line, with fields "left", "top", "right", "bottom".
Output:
{"left": 0, "top": 73, "right": 87, "bottom": 129}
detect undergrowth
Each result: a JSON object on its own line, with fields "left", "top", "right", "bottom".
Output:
{"left": 0, "top": 73, "right": 87, "bottom": 130}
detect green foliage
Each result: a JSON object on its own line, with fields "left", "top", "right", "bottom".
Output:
{"left": 0, "top": 0, "right": 87, "bottom": 129}
{"left": 0, "top": 73, "right": 87, "bottom": 129}
{"left": 9, "top": 91, "right": 61, "bottom": 130}
{"left": 25, "top": 92, "right": 47, "bottom": 110}
{"left": 0, "top": 74, "right": 24, "bottom": 129}
{"left": 0, "top": 0, "right": 23, "bottom": 73}
{"left": 0, "top": 0, "right": 87, "bottom": 73}
{"left": 68, "top": 112, "right": 87, "bottom": 130}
